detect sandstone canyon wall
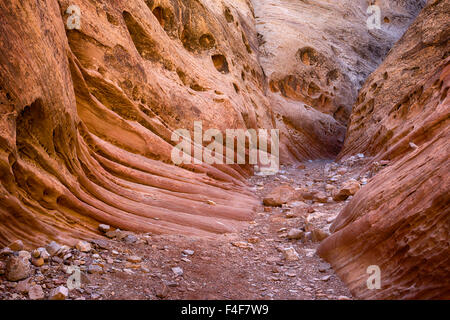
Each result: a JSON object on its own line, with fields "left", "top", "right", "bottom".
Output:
{"left": 318, "top": 0, "right": 450, "bottom": 299}
{"left": 0, "top": 0, "right": 423, "bottom": 248}
{"left": 0, "top": 0, "right": 274, "bottom": 247}
{"left": 1, "top": 0, "right": 448, "bottom": 301}
{"left": 252, "top": 0, "right": 426, "bottom": 156}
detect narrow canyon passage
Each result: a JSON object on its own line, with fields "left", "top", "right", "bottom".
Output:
{"left": 0, "top": 0, "right": 379, "bottom": 298}
{"left": 1, "top": 0, "right": 448, "bottom": 301}
{"left": 2, "top": 159, "right": 373, "bottom": 300}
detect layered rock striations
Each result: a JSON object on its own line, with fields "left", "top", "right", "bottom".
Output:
{"left": 1, "top": 1, "right": 445, "bottom": 303}
{"left": 1, "top": 0, "right": 277, "bottom": 246}
{"left": 318, "top": 0, "right": 450, "bottom": 299}
{"left": 2, "top": 0, "right": 421, "bottom": 247}
{"left": 252, "top": 0, "right": 425, "bottom": 156}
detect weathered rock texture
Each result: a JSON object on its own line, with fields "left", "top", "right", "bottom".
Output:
{"left": 318, "top": 0, "right": 450, "bottom": 299}
{"left": 0, "top": 5, "right": 443, "bottom": 307}
{"left": 252, "top": 0, "right": 425, "bottom": 156}
{"left": 1, "top": 0, "right": 276, "bottom": 246}
{"left": 1, "top": 0, "right": 423, "bottom": 247}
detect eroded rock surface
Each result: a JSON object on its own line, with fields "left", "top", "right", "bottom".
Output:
{"left": 1, "top": 0, "right": 447, "bottom": 302}
{"left": 0, "top": 0, "right": 427, "bottom": 248}
{"left": 253, "top": 0, "right": 425, "bottom": 157}
{"left": 0, "top": 0, "right": 278, "bottom": 247}
{"left": 318, "top": 1, "right": 450, "bottom": 299}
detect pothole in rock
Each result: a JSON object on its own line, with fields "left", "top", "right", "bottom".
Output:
{"left": 212, "top": 54, "right": 230, "bottom": 74}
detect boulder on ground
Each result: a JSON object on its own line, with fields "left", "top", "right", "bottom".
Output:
{"left": 333, "top": 179, "right": 361, "bottom": 201}
{"left": 263, "top": 185, "right": 297, "bottom": 206}
{"left": 5, "top": 256, "right": 31, "bottom": 282}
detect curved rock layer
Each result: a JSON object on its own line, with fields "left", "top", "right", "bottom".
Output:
{"left": 0, "top": 0, "right": 277, "bottom": 247}
{"left": 318, "top": 0, "right": 450, "bottom": 299}
{"left": 252, "top": 0, "right": 425, "bottom": 147}
{"left": 1, "top": 0, "right": 422, "bottom": 248}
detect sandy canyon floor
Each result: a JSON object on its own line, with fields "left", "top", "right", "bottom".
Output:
{"left": 0, "top": 157, "right": 382, "bottom": 300}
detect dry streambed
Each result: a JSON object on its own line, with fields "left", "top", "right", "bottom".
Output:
{"left": 0, "top": 157, "right": 385, "bottom": 300}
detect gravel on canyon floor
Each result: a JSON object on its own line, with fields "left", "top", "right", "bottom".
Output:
{"left": 0, "top": 157, "right": 385, "bottom": 300}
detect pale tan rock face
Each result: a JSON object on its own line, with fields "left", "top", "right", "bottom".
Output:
{"left": 253, "top": 0, "right": 425, "bottom": 156}
{"left": 318, "top": 0, "right": 450, "bottom": 299}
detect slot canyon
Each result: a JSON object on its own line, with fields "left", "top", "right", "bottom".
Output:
{"left": 0, "top": 0, "right": 448, "bottom": 300}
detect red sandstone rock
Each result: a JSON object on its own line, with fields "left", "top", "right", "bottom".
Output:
{"left": 5, "top": 256, "right": 31, "bottom": 281}
{"left": 263, "top": 185, "right": 296, "bottom": 207}
{"left": 318, "top": 1, "right": 450, "bottom": 300}
{"left": 0, "top": 0, "right": 270, "bottom": 246}
{"left": 333, "top": 180, "right": 361, "bottom": 202}
{"left": 311, "top": 229, "right": 329, "bottom": 243}
{"left": 0, "top": 0, "right": 446, "bottom": 302}
{"left": 253, "top": 0, "right": 424, "bottom": 157}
